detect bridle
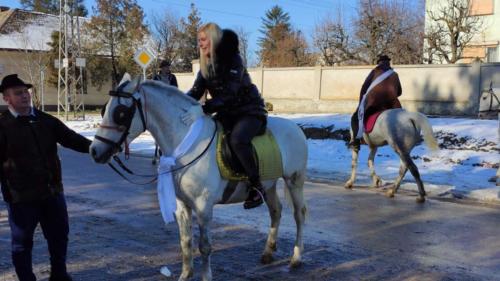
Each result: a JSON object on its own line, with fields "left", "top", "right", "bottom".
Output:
{"left": 94, "top": 82, "right": 217, "bottom": 185}
{"left": 94, "top": 84, "right": 147, "bottom": 155}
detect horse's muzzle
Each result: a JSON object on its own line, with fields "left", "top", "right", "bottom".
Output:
{"left": 90, "top": 145, "right": 118, "bottom": 164}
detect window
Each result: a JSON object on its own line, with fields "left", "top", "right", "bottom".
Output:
{"left": 469, "top": 0, "right": 494, "bottom": 16}
{"left": 486, "top": 47, "right": 498, "bottom": 62}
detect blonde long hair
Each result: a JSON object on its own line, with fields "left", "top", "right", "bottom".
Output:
{"left": 198, "top": 22, "right": 222, "bottom": 79}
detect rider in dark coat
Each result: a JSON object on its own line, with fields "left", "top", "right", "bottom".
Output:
{"left": 186, "top": 23, "right": 268, "bottom": 209}
{"left": 349, "top": 55, "right": 402, "bottom": 150}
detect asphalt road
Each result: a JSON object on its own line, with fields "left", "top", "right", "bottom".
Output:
{"left": 0, "top": 148, "right": 499, "bottom": 281}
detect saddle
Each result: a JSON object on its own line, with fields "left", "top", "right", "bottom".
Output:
{"left": 363, "top": 110, "right": 384, "bottom": 134}
{"left": 216, "top": 125, "right": 283, "bottom": 181}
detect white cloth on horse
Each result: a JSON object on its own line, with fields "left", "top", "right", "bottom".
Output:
{"left": 357, "top": 69, "right": 395, "bottom": 139}
{"left": 157, "top": 117, "right": 205, "bottom": 223}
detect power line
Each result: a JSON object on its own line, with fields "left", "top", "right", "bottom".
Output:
{"left": 146, "top": 0, "right": 261, "bottom": 20}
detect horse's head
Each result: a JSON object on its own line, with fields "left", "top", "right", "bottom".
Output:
{"left": 90, "top": 74, "right": 146, "bottom": 163}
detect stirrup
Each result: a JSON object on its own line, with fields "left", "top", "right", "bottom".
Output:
{"left": 244, "top": 186, "right": 265, "bottom": 209}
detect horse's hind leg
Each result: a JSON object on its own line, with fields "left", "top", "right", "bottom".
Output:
{"left": 345, "top": 146, "right": 359, "bottom": 189}
{"left": 284, "top": 171, "right": 307, "bottom": 268}
{"left": 175, "top": 200, "right": 194, "bottom": 281}
{"left": 368, "top": 147, "right": 382, "bottom": 188}
{"left": 261, "top": 181, "right": 282, "bottom": 264}
{"left": 401, "top": 153, "right": 426, "bottom": 203}
{"left": 387, "top": 159, "right": 408, "bottom": 198}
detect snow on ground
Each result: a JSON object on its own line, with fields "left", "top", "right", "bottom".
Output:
{"left": 68, "top": 113, "right": 499, "bottom": 202}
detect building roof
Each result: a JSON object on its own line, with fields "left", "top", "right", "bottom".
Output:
{"left": 0, "top": 7, "right": 89, "bottom": 52}
{"left": 0, "top": 8, "right": 60, "bottom": 51}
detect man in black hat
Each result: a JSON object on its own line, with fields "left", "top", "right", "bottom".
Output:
{"left": 348, "top": 54, "right": 402, "bottom": 150}
{"left": 0, "top": 74, "right": 91, "bottom": 281}
{"left": 153, "top": 60, "right": 178, "bottom": 87}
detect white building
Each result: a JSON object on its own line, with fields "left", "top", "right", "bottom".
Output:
{"left": 425, "top": 0, "right": 500, "bottom": 63}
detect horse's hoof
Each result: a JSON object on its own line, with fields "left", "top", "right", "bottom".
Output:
{"left": 344, "top": 181, "right": 353, "bottom": 189}
{"left": 416, "top": 196, "right": 426, "bottom": 203}
{"left": 289, "top": 259, "right": 303, "bottom": 269}
{"left": 386, "top": 190, "right": 395, "bottom": 198}
{"left": 178, "top": 270, "right": 193, "bottom": 281}
{"left": 261, "top": 254, "right": 274, "bottom": 264}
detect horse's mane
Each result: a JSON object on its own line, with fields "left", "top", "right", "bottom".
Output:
{"left": 141, "top": 80, "right": 199, "bottom": 109}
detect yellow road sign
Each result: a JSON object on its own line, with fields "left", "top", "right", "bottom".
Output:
{"left": 134, "top": 48, "right": 155, "bottom": 68}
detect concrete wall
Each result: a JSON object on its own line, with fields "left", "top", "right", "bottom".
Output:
{"left": 177, "top": 61, "right": 500, "bottom": 116}
{"left": 1, "top": 50, "right": 499, "bottom": 116}
{"left": 192, "top": 62, "right": 494, "bottom": 116}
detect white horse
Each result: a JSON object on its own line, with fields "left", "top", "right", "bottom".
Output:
{"left": 345, "top": 109, "right": 439, "bottom": 203}
{"left": 90, "top": 76, "right": 308, "bottom": 281}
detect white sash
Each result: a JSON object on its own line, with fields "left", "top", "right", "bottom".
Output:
{"left": 356, "top": 69, "right": 395, "bottom": 138}
{"left": 157, "top": 117, "right": 205, "bottom": 224}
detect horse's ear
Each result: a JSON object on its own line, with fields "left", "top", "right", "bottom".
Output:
{"left": 121, "top": 75, "right": 141, "bottom": 94}
{"left": 118, "top": 73, "right": 132, "bottom": 86}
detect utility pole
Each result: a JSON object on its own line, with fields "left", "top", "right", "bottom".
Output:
{"left": 57, "top": 0, "right": 86, "bottom": 121}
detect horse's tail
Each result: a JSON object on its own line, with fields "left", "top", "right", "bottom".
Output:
{"left": 410, "top": 112, "right": 439, "bottom": 151}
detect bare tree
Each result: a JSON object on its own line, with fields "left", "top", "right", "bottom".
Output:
{"left": 313, "top": 15, "right": 362, "bottom": 66}
{"left": 425, "top": 0, "right": 484, "bottom": 64}
{"left": 313, "top": 0, "right": 424, "bottom": 66}
{"left": 3, "top": 11, "right": 52, "bottom": 107}
{"left": 16, "top": 38, "right": 50, "bottom": 108}
{"left": 151, "top": 10, "right": 181, "bottom": 69}
{"left": 355, "top": 0, "right": 424, "bottom": 64}
{"left": 233, "top": 26, "right": 250, "bottom": 67}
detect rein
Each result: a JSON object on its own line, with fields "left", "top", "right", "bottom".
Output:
{"left": 94, "top": 89, "right": 147, "bottom": 157}
{"left": 109, "top": 121, "right": 217, "bottom": 185}
{"left": 96, "top": 85, "right": 217, "bottom": 185}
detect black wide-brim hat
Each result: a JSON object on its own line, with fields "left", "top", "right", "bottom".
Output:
{"left": 376, "top": 55, "right": 391, "bottom": 64}
{"left": 0, "top": 74, "right": 33, "bottom": 93}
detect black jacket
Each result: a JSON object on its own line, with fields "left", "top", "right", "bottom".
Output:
{"left": 187, "top": 30, "right": 267, "bottom": 120}
{"left": 0, "top": 109, "right": 91, "bottom": 203}
{"left": 153, "top": 73, "right": 178, "bottom": 88}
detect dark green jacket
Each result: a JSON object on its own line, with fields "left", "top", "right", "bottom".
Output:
{"left": 0, "top": 109, "right": 90, "bottom": 203}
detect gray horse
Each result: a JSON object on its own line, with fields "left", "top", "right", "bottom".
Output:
{"left": 345, "top": 109, "right": 439, "bottom": 202}
{"left": 90, "top": 76, "right": 308, "bottom": 281}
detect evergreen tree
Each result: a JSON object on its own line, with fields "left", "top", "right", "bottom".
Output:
{"left": 176, "top": 3, "right": 202, "bottom": 72}
{"left": 84, "top": 0, "right": 147, "bottom": 88}
{"left": 20, "top": 0, "right": 88, "bottom": 16}
{"left": 258, "top": 5, "right": 311, "bottom": 66}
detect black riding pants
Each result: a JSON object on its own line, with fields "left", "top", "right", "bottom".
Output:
{"left": 351, "top": 109, "right": 359, "bottom": 140}
{"left": 228, "top": 115, "right": 265, "bottom": 183}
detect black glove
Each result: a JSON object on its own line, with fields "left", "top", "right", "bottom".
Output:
{"left": 202, "top": 98, "right": 225, "bottom": 114}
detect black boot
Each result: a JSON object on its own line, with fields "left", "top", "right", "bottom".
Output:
{"left": 244, "top": 178, "right": 266, "bottom": 209}
{"left": 49, "top": 273, "right": 73, "bottom": 281}
{"left": 348, "top": 138, "right": 361, "bottom": 151}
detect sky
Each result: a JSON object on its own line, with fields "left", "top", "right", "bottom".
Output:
{"left": 4, "top": 0, "right": 422, "bottom": 65}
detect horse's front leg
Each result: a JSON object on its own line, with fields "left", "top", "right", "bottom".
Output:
{"left": 196, "top": 208, "right": 213, "bottom": 281}
{"left": 175, "top": 199, "right": 193, "bottom": 281}
{"left": 368, "top": 147, "right": 382, "bottom": 188}
{"left": 345, "top": 145, "right": 360, "bottom": 189}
